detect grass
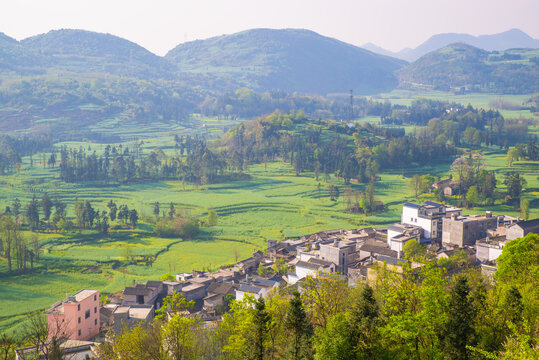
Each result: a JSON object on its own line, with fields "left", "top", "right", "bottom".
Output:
{"left": 1, "top": 91, "right": 538, "bottom": 335}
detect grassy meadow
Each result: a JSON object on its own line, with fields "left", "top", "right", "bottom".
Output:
{"left": 1, "top": 91, "right": 538, "bottom": 336}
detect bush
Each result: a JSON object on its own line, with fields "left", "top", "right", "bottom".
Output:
{"left": 154, "top": 217, "right": 199, "bottom": 239}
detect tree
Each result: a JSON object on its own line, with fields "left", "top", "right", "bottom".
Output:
{"left": 162, "top": 315, "right": 201, "bottom": 360}
{"left": 206, "top": 209, "right": 218, "bottom": 226}
{"left": 506, "top": 147, "right": 521, "bottom": 167}
{"left": 74, "top": 200, "right": 85, "bottom": 232}
{"left": 504, "top": 172, "right": 527, "bottom": 202}
{"left": 40, "top": 193, "right": 53, "bottom": 222}
{"left": 156, "top": 292, "right": 194, "bottom": 320}
{"left": 286, "top": 292, "right": 313, "bottom": 360}
{"left": 349, "top": 285, "right": 380, "bottom": 359}
{"left": 313, "top": 313, "right": 350, "bottom": 360}
{"left": 257, "top": 263, "right": 270, "bottom": 277}
{"left": 409, "top": 174, "right": 423, "bottom": 199}
{"left": 253, "top": 298, "right": 270, "bottom": 360}
{"left": 153, "top": 202, "right": 160, "bottom": 218}
{"left": 129, "top": 209, "right": 138, "bottom": 228}
{"left": 0, "top": 333, "right": 16, "bottom": 360}
{"left": 273, "top": 258, "right": 289, "bottom": 275}
{"left": 11, "top": 198, "right": 21, "bottom": 216}
{"left": 25, "top": 196, "right": 40, "bottom": 231}
{"left": 107, "top": 200, "right": 117, "bottom": 222}
{"left": 519, "top": 199, "right": 529, "bottom": 220}
{"left": 169, "top": 202, "right": 176, "bottom": 219}
{"left": 444, "top": 276, "right": 474, "bottom": 359}
{"left": 402, "top": 239, "right": 425, "bottom": 261}
{"left": 466, "top": 186, "right": 480, "bottom": 207}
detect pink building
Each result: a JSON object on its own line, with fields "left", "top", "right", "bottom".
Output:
{"left": 46, "top": 289, "right": 100, "bottom": 341}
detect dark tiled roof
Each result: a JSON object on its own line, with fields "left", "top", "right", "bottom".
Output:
{"left": 123, "top": 287, "right": 152, "bottom": 296}
{"left": 146, "top": 281, "right": 163, "bottom": 288}
{"left": 375, "top": 255, "right": 403, "bottom": 266}
{"left": 253, "top": 278, "right": 278, "bottom": 288}
{"left": 359, "top": 244, "right": 398, "bottom": 258}
{"left": 403, "top": 202, "right": 421, "bottom": 209}
{"left": 513, "top": 218, "right": 539, "bottom": 231}
{"left": 309, "top": 258, "right": 334, "bottom": 267}
{"left": 238, "top": 284, "right": 263, "bottom": 294}
{"left": 424, "top": 201, "right": 443, "bottom": 207}
{"left": 295, "top": 261, "right": 322, "bottom": 271}
{"left": 207, "top": 283, "right": 237, "bottom": 296}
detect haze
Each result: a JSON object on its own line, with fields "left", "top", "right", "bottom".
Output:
{"left": 2, "top": 0, "right": 539, "bottom": 55}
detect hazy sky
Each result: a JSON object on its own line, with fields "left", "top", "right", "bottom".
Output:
{"left": 2, "top": 0, "right": 538, "bottom": 55}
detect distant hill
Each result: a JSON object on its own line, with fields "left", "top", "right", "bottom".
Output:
{"left": 397, "top": 43, "right": 539, "bottom": 93}
{"left": 21, "top": 29, "right": 176, "bottom": 79}
{"left": 0, "top": 32, "right": 44, "bottom": 74}
{"left": 363, "top": 29, "right": 539, "bottom": 62}
{"left": 166, "top": 28, "right": 406, "bottom": 95}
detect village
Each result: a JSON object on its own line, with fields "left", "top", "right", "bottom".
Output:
{"left": 15, "top": 201, "right": 539, "bottom": 359}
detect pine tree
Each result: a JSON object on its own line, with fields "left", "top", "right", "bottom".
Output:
{"left": 253, "top": 297, "right": 269, "bottom": 360}
{"left": 285, "top": 292, "right": 313, "bottom": 360}
{"left": 41, "top": 193, "right": 53, "bottom": 221}
{"left": 153, "top": 202, "right": 160, "bottom": 218}
{"left": 349, "top": 285, "right": 379, "bottom": 359}
{"left": 445, "top": 276, "right": 474, "bottom": 360}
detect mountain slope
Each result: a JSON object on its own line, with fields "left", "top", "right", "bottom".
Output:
{"left": 21, "top": 29, "right": 176, "bottom": 79}
{"left": 397, "top": 43, "right": 539, "bottom": 93}
{"left": 166, "top": 28, "right": 406, "bottom": 95}
{"left": 364, "top": 29, "right": 539, "bottom": 62}
{"left": 0, "top": 32, "right": 45, "bottom": 74}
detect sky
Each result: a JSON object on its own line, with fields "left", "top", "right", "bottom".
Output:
{"left": 1, "top": 0, "right": 538, "bottom": 56}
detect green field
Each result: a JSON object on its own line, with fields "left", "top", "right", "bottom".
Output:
{"left": 1, "top": 92, "right": 538, "bottom": 336}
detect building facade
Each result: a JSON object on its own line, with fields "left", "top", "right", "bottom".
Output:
{"left": 46, "top": 290, "right": 100, "bottom": 341}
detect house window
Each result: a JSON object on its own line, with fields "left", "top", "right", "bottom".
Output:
{"left": 95, "top": 319, "right": 97, "bottom": 326}
{"left": 78, "top": 317, "right": 81, "bottom": 324}
{"left": 136, "top": 295, "right": 144, "bottom": 304}
{"left": 94, "top": 307, "right": 97, "bottom": 313}
{"left": 77, "top": 304, "right": 80, "bottom": 311}
{"left": 78, "top": 329, "right": 81, "bottom": 337}
{"left": 94, "top": 295, "right": 97, "bottom": 301}
{"left": 85, "top": 310, "right": 90, "bottom": 319}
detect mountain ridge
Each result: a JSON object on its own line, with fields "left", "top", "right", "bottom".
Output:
{"left": 362, "top": 28, "right": 539, "bottom": 61}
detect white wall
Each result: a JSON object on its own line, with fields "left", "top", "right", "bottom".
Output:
{"left": 387, "top": 229, "right": 400, "bottom": 246}
{"left": 402, "top": 206, "right": 419, "bottom": 225}
{"left": 295, "top": 265, "right": 317, "bottom": 280}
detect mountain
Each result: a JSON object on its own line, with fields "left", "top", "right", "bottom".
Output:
{"left": 0, "top": 32, "right": 45, "bottom": 74}
{"left": 166, "top": 28, "right": 406, "bottom": 95}
{"left": 397, "top": 43, "right": 539, "bottom": 93}
{"left": 363, "top": 29, "right": 539, "bottom": 62}
{"left": 21, "top": 29, "right": 176, "bottom": 79}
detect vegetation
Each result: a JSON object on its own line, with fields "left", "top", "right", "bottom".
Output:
{"left": 397, "top": 43, "right": 539, "bottom": 94}
{"left": 40, "top": 234, "right": 533, "bottom": 360}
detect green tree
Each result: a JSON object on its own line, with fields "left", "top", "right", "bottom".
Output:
{"left": 40, "top": 193, "right": 53, "bottom": 222}
{"left": 349, "top": 285, "right": 380, "bottom": 359}
{"left": 153, "top": 201, "right": 160, "bottom": 218}
{"left": 107, "top": 200, "right": 117, "bottom": 222}
{"left": 25, "top": 196, "right": 40, "bottom": 231}
{"left": 286, "top": 292, "right": 313, "bottom": 360}
{"left": 313, "top": 313, "right": 350, "bottom": 360}
{"left": 129, "top": 209, "right": 138, "bottom": 228}
{"left": 206, "top": 209, "right": 218, "bottom": 226}
{"left": 409, "top": 174, "right": 422, "bottom": 199}
{"left": 519, "top": 199, "right": 529, "bottom": 220}
{"left": 253, "top": 298, "right": 270, "bottom": 360}
{"left": 444, "top": 276, "right": 474, "bottom": 360}
{"left": 11, "top": 198, "right": 21, "bottom": 216}
{"left": 402, "top": 239, "right": 425, "bottom": 261}
{"left": 466, "top": 186, "right": 480, "bottom": 207}
{"left": 504, "top": 172, "right": 527, "bottom": 202}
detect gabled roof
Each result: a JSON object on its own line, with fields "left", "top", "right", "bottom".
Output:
{"left": 512, "top": 218, "right": 539, "bottom": 231}
{"left": 295, "top": 261, "right": 323, "bottom": 271}
{"left": 359, "top": 244, "right": 398, "bottom": 258}
{"left": 252, "top": 278, "right": 278, "bottom": 288}
{"left": 309, "top": 258, "right": 334, "bottom": 267}
{"left": 424, "top": 200, "right": 443, "bottom": 207}
{"left": 403, "top": 202, "right": 421, "bottom": 209}
{"left": 207, "top": 282, "right": 237, "bottom": 296}
{"left": 123, "top": 287, "right": 152, "bottom": 296}
{"left": 238, "top": 284, "right": 263, "bottom": 294}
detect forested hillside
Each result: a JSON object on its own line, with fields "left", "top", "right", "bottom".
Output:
{"left": 166, "top": 28, "right": 406, "bottom": 94}
{"left": 397, "top": 43, "right": 539, "bottom": 93}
